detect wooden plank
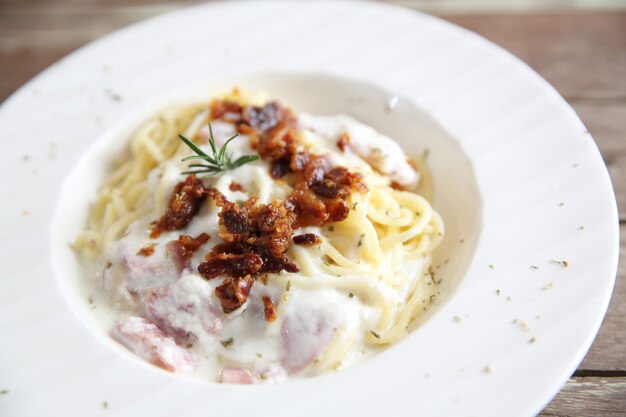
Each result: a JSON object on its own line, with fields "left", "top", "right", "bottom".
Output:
{"left": 1, "top": 8, "right": 625, "bottom": 102}
{"left": 540, "top": 377, "right": 626, "bottom": 416}
{"left": 573, "top": 102, "right": 626, "bottom": 220}
{"left": 442, "top": 12, "right": 626, "bottom": 100}
{"left": 0, "top": 3, "right": 625, "bottom": 415}
{"left": 0, "top": 0, "right": 188, "bottom": 7}
{"left": 0, "top": 5, "right": 624, "bottom": 370}
{"left": 2, "top": 10, "right": 624, "bottom": 221}
{"left": 0, "top": 4, "right": 185, "bottom": 101}
{"left": 578, "top": 223, "right": 626, "bottom": 371}
{"left": 0, "top": 45, "right": 74, "bottom": 101}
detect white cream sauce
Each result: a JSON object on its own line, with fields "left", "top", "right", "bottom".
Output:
{"left": 93, "top": 113, "right": 422, "bottom": 383}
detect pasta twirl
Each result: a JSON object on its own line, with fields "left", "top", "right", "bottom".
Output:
{"left": 75, "top": 91, "right": 443, "bottom": 383}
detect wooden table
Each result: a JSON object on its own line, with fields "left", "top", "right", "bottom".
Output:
{"left": 1, "top": 1, "right": 624, "bottom": 415}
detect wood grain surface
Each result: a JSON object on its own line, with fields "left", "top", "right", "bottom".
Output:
{"left": 0, "top": 1, "right": 624, "bottom": 415}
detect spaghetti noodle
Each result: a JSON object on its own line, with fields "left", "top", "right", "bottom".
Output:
{"left": 76, "top": 90, "right": 443, "bottom": 383}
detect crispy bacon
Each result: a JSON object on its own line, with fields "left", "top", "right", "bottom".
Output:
{"left": 311, "top": 167, "right": 368, "bottom": 199}
{"left": 229, "top": 181, "right": 244, "bottom": 192}
{"left": 286, "top": 183, "right": 329, "bottom": 227}
{"left": 254, "top": 245, "right": 299, "bottom": 274}
{"left": 201, "top": 242, "right": 298, "bottom": 279}
{"left": 390, "top": 181, "right": 405, "bottom": 191}
{"left": 151, "top": 176, "right": 208, "bottom": 238}
{"left": 166, "top": 233, "right": 210, "bottom": 271}
{"left": 137, "top": 244, "right": 156, "bottom": 257}
{"left": 337, "top": 132, "right": 350, "bottom": 152}
{"left": 247, "top": 200, "right": 296, "bottom": 256}
{"left": 270, "top": 158, "right": 291, "bottom": 179}
{"left": 209, "top": 188, "right": 297, "bottom": 255}
{"left": 210, "top": 99, "right": 243, "bottom": 120}
{"left": 326, "top": 199, "right": 350, "bottom": 223}
{"left": 262, "top": 296, "right": 277, "bottom": 322}
{"left": 242, "top": 102, "right": 292, "bottom": 132}
{"left": 310, "top": 178, "right": 345, "bottom": 199}
{"left": 194, "top": 99, "right": 372, "bottom": 314}
{"left": 215, "top": 275, "right": 254, "bottom": 313}
{"left": 198, "top": 252, "right": 263, "bottom": 279}
{"left": 198, "top": 190, "right": 299, "bottom": 312}
{"left": 293, "top": 233, "right": 322, "bottom": 246}
{"left": 208, "top": 188, "right": 249, "bottom": 242}
{"left": 257, "top": 122, "right": 297, "bottom": 162}
{"left": 298, "top": 154, "right": 327, "bottom": 186}
{"left": 223, "top": 209, "right": 248, "bottom": 235}
{"left": 237, "top": 101, "right": 367, "bottom": 230}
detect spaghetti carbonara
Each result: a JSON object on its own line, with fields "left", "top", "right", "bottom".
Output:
{"left": 75, "top": 90, "right": 443, "bottom": 383}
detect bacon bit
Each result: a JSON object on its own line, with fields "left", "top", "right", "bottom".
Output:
{"left": 318, "top": 167, "right": 368, "bottom": 196}
{"left": 293, "top": 233, "right": 322, "bottom": 246}
{"left": 227, "top": 100, "right": 367, "bottom": 228}
{"left": 310, "top": 178, "right": 343, "bottom": 199}
{"left": 242, "top": 102, "right": 290, "bottom": 132}
{"left": 179, "top": 233, "right": 210, "bottom": 251}
{"left": 210, "top": 242, "right": 299, "bottom": 274}
{"left": 210, "top": 99, "right": 243, "bottom": 120}
{"left": 289, "top": 150, "right": 309, "bottom": 172}
{"left": 198, "top": 252, "right": 263, "bottom": 279}
{"left": 270, "top": 158, "right": 291, "bottom": 179}
{"left": 255, "top": 246, "right": 299, "bottom": 273}
{"left": 325, "top": 199, "right": 350, "bottom": 223}
{"left": 208, "top": 188, "right": 249, "bottom": 242}
{"left": 215, "top": 275, "right": 254, "bottom": 313}
{"left": 311, "top": 167, "right": 367, "bottom": 200}
{"left": 166, "top": 233, "right": 210, "bottom": 270}
{"left": 298, "top": 154, "right": 327, "bottom": 186}
{"left": 198, "top": 190, "right": 299, "bottom": 308}
{"left": 257, "top": 122, "right": 298, "bottom": 163}
{"left": 337, "top": 132, "right": 350, "bottom": 152}
{"left": 229, "top": 181, "right": 244, "bottom": 192}
{"left": 208, "top": 189, "right": 296, "bottom": 256}
{"left": 197, "top": 99, "right": 371, "bottom": 313}
{"left": 151, "top": 176, "right": 208, "bottom": 238}
{"left": 390, "top": 181, "right": 405, "bottom": 191}
{"left": 262, "top": 296, "right": 277, "bottom": 322}
{"left": 223, "top": 209, "right": 248, "bottom": 235}
{"left": 286, "top": 184, "right": 329, "bottom": 227}
{"left": 247, "top": 199, "right": 296, "bottom": 256}
{"left": 137, "top": 244, "right": 156, "bottom": 257}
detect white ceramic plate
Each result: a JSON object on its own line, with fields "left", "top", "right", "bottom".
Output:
{"left": 0, "top": 2, "right": 618, "bottom": 416}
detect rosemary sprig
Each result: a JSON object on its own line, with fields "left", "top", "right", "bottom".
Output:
{"left": 179, "top": 122, "right": 259, "bottom": 177}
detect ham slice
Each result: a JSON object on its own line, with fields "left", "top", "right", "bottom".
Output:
{"left": 280, "top": 311, "right": 336, "bottom": 374}
{"left": 141, "top": 278, "right": 223, "bottom": 342}
{"left": 219, "top": 367, "right": 254, "bottom": 384}
{"left": 111, "top": 316, "right": 194, "bottom": 373}
{"left": 219, "top": 365, "right": 287, "bottom": 384}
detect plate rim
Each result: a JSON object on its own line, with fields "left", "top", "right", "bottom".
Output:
{"left": 0, "top": 1, "right": 619, "bottom": 416}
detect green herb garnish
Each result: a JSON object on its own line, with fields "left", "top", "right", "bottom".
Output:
{"left": 551, "top": 259, "right": 569, "bottom": 268}
{"left": 179, "top": 122, "right": 259, "bottom": 177}
{"left": 357, "top": 233, "right": 365, "bottom": 247}
{"left": 220, "top": 337, "right": 234, "bottom": 348}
